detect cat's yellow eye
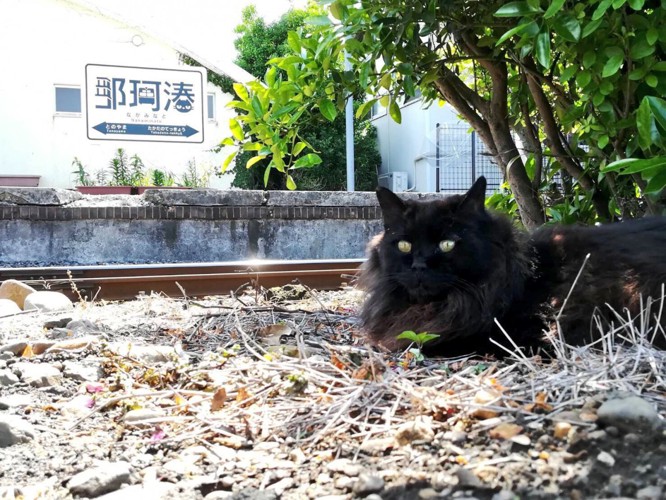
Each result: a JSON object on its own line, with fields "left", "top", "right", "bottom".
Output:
{"left": 397, "top": 240, "right": 412, "bottom": 253}
{"left": 439, "top": 240, "right": 456, "bottom": 253}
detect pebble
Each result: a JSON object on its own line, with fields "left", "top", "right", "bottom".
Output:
{"left": 0, "top": 298, "right": 21, "bottom": 317}
{"left": 0, "top": 394, "right": 33, "bottom": 409}
{"left": 63, "top": 360, "right": 103, "bottom": 381}
{"left": 12, "top": 361, "right": 62, "bottom": 387}
{"left": 395, "top": 416, "right": 435, "bottom": 445}
{"left": 0, "top": 368, "right": 20, "bottom": 386}
{"left": 0, "top": 279, "right": 36, "bottom": 309}
{"left": 455, "top": 468, "right": 483, "bottom": 488}
{"left": 227, "top": 488, "right": 277, "bottom": 499}
{"left": 636, "top": 485, "right": 663, "bottom": 500}
{"left": 443, "top": 430, "right": 468, "bottom": 444}
{"left": 97, "top": 483, "right": 181, "bottom": 499}
{"left": 67, "top": 461, "right": 131, "bottom": 497}
{"left": 596, "top": 451, "right": 616, "bottom": 467}
{"left": 123, "top": 408, "right": 166, "bottom": 424}
{"left": 23, "top": 291, "right": 74, "bottom": 312}
{"left": 326, "top": 458, "right": 362, "bottom": 477}
{"left": 597, "top": 396, "right": 661, "bottom": 432}
{"left": 352, "top": 473, "right": 384, "bottom": 496}
{"left": 0, "top": 414, "right": 38, "bottom": 447}
{"left": 0, "top": 341, "right": 27, "bottom": 356}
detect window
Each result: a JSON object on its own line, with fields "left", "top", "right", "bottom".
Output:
{"left": 207, "top": 93, "right": 216, "bottom": 120}
{"left": 55, "top": 86, "right": 81, "bottom": 113}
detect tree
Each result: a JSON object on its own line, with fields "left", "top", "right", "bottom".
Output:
{"left": 192, "top": 4, "right": 380, "bottom": 191}
{"left": 223, "top": 0, "right": 666, "bottom": 228}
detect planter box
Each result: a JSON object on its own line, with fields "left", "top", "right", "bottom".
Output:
{"left": 135, "top": 186, "right": 191, "bottom": 194}
{"left": 0, "top": 175, "right": 40, "bottom": 187}
{"left": 76, "top": 186, "right": 137, "bottom": 195}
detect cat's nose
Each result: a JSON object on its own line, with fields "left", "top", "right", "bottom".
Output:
{"left": 411, "top": 259, "right": 427, "bottom": 271}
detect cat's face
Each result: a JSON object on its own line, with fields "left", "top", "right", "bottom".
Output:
{"left": 375, "top": 177, "right": 495, "bottom": 303}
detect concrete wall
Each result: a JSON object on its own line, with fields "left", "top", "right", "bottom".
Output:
{"left": 0, "top": 0, "right": 234, "bottom": 189}
{"left": 0, "top": 187, "right": 448, "bottom": 267}
{"left": 370, "top": 98, "right": 463, "bottom": 192}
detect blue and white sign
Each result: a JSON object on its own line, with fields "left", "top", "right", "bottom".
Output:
{"left": 86, "top": 64, "right": 206, "bottom": 143}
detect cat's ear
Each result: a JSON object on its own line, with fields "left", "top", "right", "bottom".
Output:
{"left": 376, "top": 187, "right": 406, "bottom": 228}
{"left": 459, "top": 176, "right": 487, "bottom": 213}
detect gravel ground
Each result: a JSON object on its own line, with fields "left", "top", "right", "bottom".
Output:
{"left": 0, "top": 286, "right": 665, "bottom": 500}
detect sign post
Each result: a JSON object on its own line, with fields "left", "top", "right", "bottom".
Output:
{"left": 85, "top": 64, "right": 206, "bottom": 144}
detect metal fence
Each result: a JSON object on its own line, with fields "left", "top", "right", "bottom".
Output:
{"left": 436, "top": 125, "right": 503, "bottom": 193}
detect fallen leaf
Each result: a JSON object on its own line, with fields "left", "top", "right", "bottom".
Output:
{"left": 553, "top": 421, "right": 572, "bottom": 439}
{"left": 21, "top": 344, "right": 35, "bottom": 358}
{"left": 236, "top": 386, "right": 251, "bottom": 403}
{"left": 488, "top": 422, "right": 523, "bottom": 440}
{"left": 211, "top": 387, "right": 227, "bottom": 411}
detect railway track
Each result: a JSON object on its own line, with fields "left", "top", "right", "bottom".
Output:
{"left": 0, "top": 259, "right": 364, "bottom": 301}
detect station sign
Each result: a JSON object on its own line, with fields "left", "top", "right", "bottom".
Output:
{"left": 85, "top": 64, "right": 206, "bottom": 143}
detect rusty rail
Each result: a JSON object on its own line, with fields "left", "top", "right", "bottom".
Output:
{"left": 0, "top": 259, "right": 364, "bottom": 301}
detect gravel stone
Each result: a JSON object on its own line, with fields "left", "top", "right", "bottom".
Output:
{"left": 0, "top": 414, "right": 38, "bottom": 447}
{"left": 66, "top": 461, "right": 131, "bottom": 497}
{"left": 12, "top": 361, "right": 62, "bottom": 387}
{"left": 597, "top": 396, "right": 661, "bottom": 432}
{"left": 352, "top": 473, "right": 384, "bottom": 496}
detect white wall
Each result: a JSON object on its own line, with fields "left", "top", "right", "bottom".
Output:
{"left": 370, "top": 98, "right": 463, "bottom": 192}
{"left": 0, "top": 0, "right": 235, "bottom": 189}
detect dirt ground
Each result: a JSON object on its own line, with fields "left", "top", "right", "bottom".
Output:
{"left": 0, "top": 286, "right": 664, "bottom": 499}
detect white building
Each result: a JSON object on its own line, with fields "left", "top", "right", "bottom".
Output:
{"left": 370, "top": 96, "right": 504, "bottom": 193}
{"left": 0, "top": 0, "right": 248, "bottom": 189}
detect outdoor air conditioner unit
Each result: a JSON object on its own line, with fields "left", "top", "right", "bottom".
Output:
{"left": 377, "top": 171, "right": 409, "bottom": 192}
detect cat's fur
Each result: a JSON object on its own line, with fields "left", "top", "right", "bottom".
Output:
{"left": 359, "top": 176, "right": 666, "bottom": 356}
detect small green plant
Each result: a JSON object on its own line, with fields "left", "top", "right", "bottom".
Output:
{"left": 179, "top": 159, "right": 210, "bottom": 188}
{"left": 149, "top": 169, "right": 175, "bottom": 187}
{"left": 128, "top": 154, "right": 146, "bottom": 186}
{"left": 397, "top": 330, "right": 440, "bottom": 349}
{"left": 72, "top": 157, "right": 94, "bottom": 186}
{"left": 109, "top": 148, "right": 131, "bottom": 186}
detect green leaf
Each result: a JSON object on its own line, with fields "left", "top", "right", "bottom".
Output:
{"left": 544, "top": 0, "right": 566, "bottom": 18}
{"left": 263, "top": 164, "right": 272, "bottom": 187}
{"left": 646, "top": 74, "right": 659, "bottom": 87}
{"left": 598, "top": 134, "right": 609, "bottom": 149}
{"left": 356, "top": 99, "right": 377, "bottom": 119}
{"left": 628, "top": 0, "right": 645, "bottom": 8}
{"left": 229, "top": 119, "right": 244, "bottom": 141}
{"left": 233, "top": 83, "right": 250, "bottom": 103}
{"left": 552, "top": 15, "right": 581, "bottom": 42}
{"left": 292, "top": 153, "right": 322, "bottom": 169}
{"left": 304, "top": 15, "right": 331, "bottom": 26}
{"left": 576, "top": 70, "right": 592, "bottom": 88}
{"left": 389, "top": 99, "right": 402, "bottom": 124}
{"left": 602, "top": 55, "right": 624, "bottom": 78}
{"left": 221, "top": 151, "right": 237, "bottom": 173}
{"left": 246, "top": 155, "right": 267, "bottom": 169}
{"left": 646, "top": 96, "right": 666, "bottom": 130}
{"left": 494, "top": 2, "right": 541, "bottom": 17}
{"left": 534, "top": 29, "right": 551, "bottom": 68}
{"left": 592, "top": 0, "right": 612, "bottom": 21}
{"left": 582, "top": 51, "right": 596, "bottom": 69}
{"left": 292, "top": 141, "right": 307, "bottom": 156}
{"left": 286, "top": 174, "right": 297, "bottom": 190}
{"left": 319, "top": 99, "right": 338, "bottom": 122}
{"left": 496, "top": 21, "right": 534, "bottom": 46}
{"left": 604, "top": 156, "right": 666, "bottom": 174}
{"left": 582, "top": 18, "right": 603, "bottom": 38}
{"left": 643, "top": 168, "right": 666, "bottom": 194}
{"left": 636, "top": 97, "right": 656, "bottom": 150}
{"left": 219, "top": 137, "right": 234, "bottom": 146}
{"left": 287, "top": 31, "right": 301, "bottom": 54}
{"left": 330, "top": 0, "right": 344, "bottom": 20}
{"left": 646, "top": 28, "right": 659, "bottom": 46}
{"left": 560, "top": 65, "right": 577, "bottom": 81}
{"left": 630, "top": 38, "right": 656, "bottom": 60}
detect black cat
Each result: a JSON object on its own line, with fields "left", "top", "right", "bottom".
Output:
{"left": 359, "top": 176, "right": 666, "bottom": 357}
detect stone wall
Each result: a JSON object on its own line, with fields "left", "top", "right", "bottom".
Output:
{"left": 0, "top": 188, "right": 448, "bottom": 266}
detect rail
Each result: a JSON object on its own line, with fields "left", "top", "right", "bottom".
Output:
{"left": 0, "top": 259, "right": 364, "bottom": 301}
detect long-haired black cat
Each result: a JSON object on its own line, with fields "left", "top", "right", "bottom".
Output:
{"left": 359, "top": 176, "right": 666, "bottom": 357}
